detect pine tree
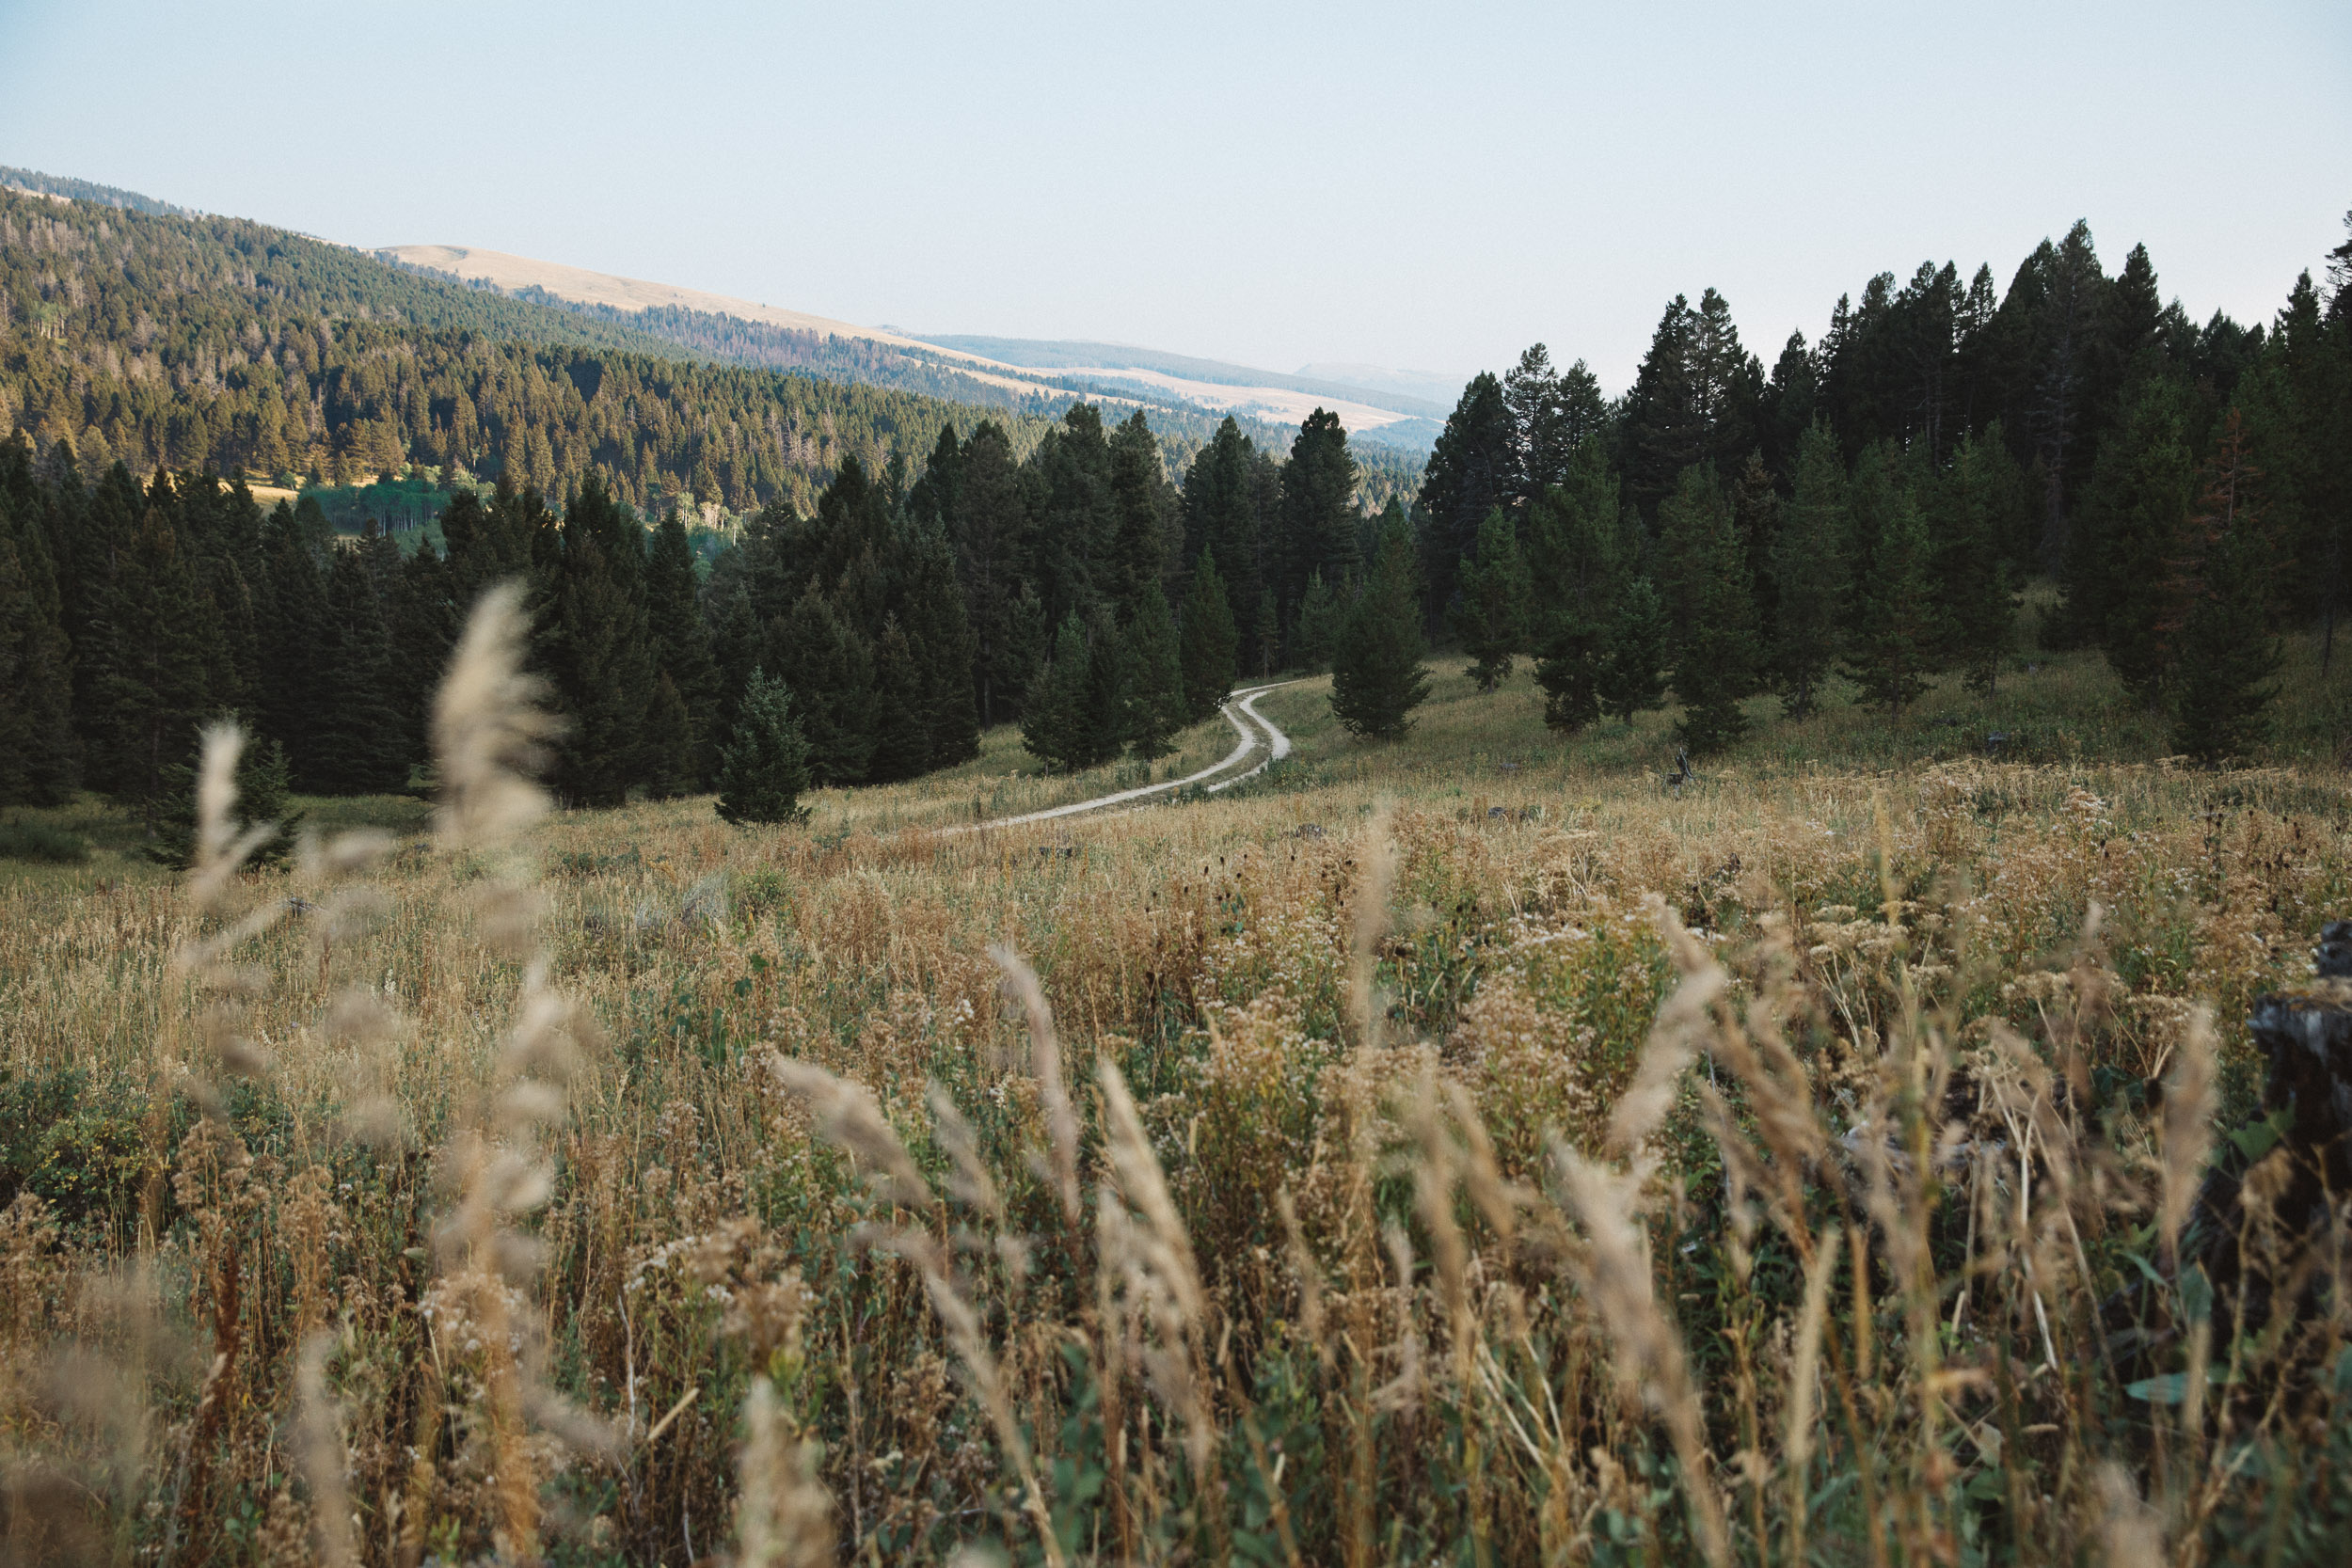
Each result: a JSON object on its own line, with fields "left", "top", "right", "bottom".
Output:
{"left": 771, "top": 585, "right": 876, "bottom": 787}
{"left": 2169, "top": 413, "right": 2281, "bottom": 759}
{"left": 1179, "top": 546, "right": 1239, "bottom": 723}
{"left": 1527, "top": 440, "right": 1622, "bottom": 734}
{"left": 1107, "top": 409, "right": 1168, "bottom": 617}
{"left": 2169, "top": 530, "right": 2280, "bottom": 760}
{"left": 1121, "top": 581, "right": 1184, "bottom": 759}
{"left": 1453, "top": 508, "right": 1530, "bottom": 691}
{"left": 1279, "top": 410, "right": 1359, "bottom": 626}
{"left": 2082, "top": 378, "right": 2195, "bottom": 704}
{"left": 148, "top": 725, "right": 300, "bottom": 869}
{"left": 1771, "top": 423, "right": 1848, "bottom": 719}
{"left": 1661, "top": 467, "right": 1760, "bottom": 752}
{"left": 1418, "top": 372, "right": 1514, "bottom": 625}
{"left": 715, "top": 670, "right": 812, "bottom": 825}
{"left": 646, "top": 511, "right": 722, "bottom": 786}
{"left": 1941, "top": 431, "right": 2023, "bottom": 695}
{"left": 902, "top": 526, "right": 980, "bottom": 767}
{"left": 0, "top": 484, "right": 78, "bottom": 804}
{"left": 1291, "top": 572, "right": 1344, "bottom": 673}
{"left": 1180, "top": 420, "right": 1266, "bottom": 670}
{"left": 1329, "top": 512, "right": 1430, "bottom": 740}
{"left": 542, "top": 478, "right": 658, "bottom": 807}
{"left": 314, "top": 546, "right": 408, "bottom": 793}
{"left": 1843, "top": 489, "right": 1944, "bottom": 719}
{"left": 1597, "top": 577, "right": 1669, "bottom": 724}
{"left": 867, "top": 616, "right": 933, "bottom": 783}
{"left": 84, "top": 502, "right": 223, "bottom": 818}
{"left": 1024, "top": 611, "right": 1105, "bottom": 773}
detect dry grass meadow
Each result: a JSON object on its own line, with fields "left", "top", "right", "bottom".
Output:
{"left": 4, "top": 593, "right": 2351, "bottom": 1566}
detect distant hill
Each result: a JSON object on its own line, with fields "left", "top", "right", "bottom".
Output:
{"left": 918, "top": 336, "right": 1451, "bottom": 420}
{"left": 1295, "top": 361, "right": 1467, "bottom": 408}
{"left": 374, "top": 246, "right": 1440, "bottom": 456}
{"left": 0, "top": 164, "right": 190, "bottom": 217}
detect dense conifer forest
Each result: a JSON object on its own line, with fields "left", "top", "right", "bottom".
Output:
{"left": 3, "top": 183, "right": 2347, "bottom": 830}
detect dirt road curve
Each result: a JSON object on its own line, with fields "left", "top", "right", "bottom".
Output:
{"left": 946, "top": 682, "right": 1295, "bottom": 833}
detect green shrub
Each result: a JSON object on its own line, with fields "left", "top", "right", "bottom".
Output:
{"left": 0, "top": 818, "right": 88, "bottom": 863}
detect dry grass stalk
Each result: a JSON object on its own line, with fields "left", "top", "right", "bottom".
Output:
{"left": 734, "top": 1376, "right": 835, "bottom": 1568}
{"left": 989, "top": 944, "right": 1081, "bottom": 1227}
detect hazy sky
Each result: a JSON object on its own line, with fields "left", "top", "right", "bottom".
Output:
{"left": 4, "top": 0, "right": 2346, "bottom": 393}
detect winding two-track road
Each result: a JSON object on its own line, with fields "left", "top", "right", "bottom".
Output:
{"left": 954, "top": 681, "right": 1295, "bottom": 832}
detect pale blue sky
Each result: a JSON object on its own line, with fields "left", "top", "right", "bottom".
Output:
{"left": 3, "top": 1, "right": 2345, "bottom": 391}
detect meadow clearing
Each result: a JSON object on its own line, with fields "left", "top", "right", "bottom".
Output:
{"left": 3, "top": 601, "right": 2350, "bottom": 1566}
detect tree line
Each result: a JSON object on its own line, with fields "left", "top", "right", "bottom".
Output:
{"left": 1397, "top": 215, "right": 2352, "bottom": 757}
{"left": 2, "top": 187, "right": 1417, "bottom": 530}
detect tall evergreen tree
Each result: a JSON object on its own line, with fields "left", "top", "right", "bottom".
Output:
{"left": 645, "top": 510, "right": 721, "bottom": 788}
{"left": 0, "top": 483, "right": 78, "bottom": 804}
{"left": 1291, "top": 572, "right": 1345, "bottom": 673}
{"left": 715, "top": 670, "right": 811, "bottom": 825}
{"left": 1418, "top": 372, "right": 1514, "bottom": 626}
{"left": 1107, "top": 409, "right": 1169, "bottom": 617}
{"left": 2081, "top": 377, "right": 2195, "bottom": 704}
{"left": 2169, "top": 420, "right": 2281, "bottom": 759}
{"left": 1023, "top": 611, "right": 1114, "bottom": 772}
{"left": 949, "top": 421, "right": 1032, "bottom": 726}
{"left": 771, "top": 584, "right": 876, "bottom": 786}
{"left": 83, "top": 501, "right": 221, "bottom": 817}
{"left": 314, "top": 546, "right": 408, "bottom": 794}
{"left": 1659, "top": 467, "right": 1759, "bottom": 752}
{"left": 542, "top": 476, "right": 658, "bottom": 807}
{"left": 1179, "top": 546, "right": 1238, "bottom": 722}
{"left": 1597, "top": 576, "right": 1669, "bottom": 724}
{"left": 1454, "top": 508, "right": 1530, "bottom": 690}
{"left": 1770, "top": 424, "right": 1849, "bottom": 720}
{"left": 1181, "top": 419, "right": 1267, "bottom": 669}
{"left": 1940, "top": 429, "right": 2024, "bottom": 694}
{"left": 901, "top": 525, "right": 981, "bottom": 766}
{"left": 1329, "top": 512, "right": 1430, "bottom": 740}
{"left": 1843, "top": 488, "right": 1945, "bottom": 719}
{"left": 1279, "top": 409, "right": 1359, "bottom": 626}
{"left": 1527, "top": 440, "right": 1623, "bottom": 734}
{"left": 1121, "top": 581, "right": 1184, "bottom": 759}
{"left": 867, "top": 616, "right": 933, "bottom": 783}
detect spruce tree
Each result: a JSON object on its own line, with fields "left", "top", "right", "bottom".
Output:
{"left": 1121, "top": 581, "right": 1184, "bottom": 759}
{"left": 1329, "top": 512, "right": 1430, "bottom": 740}
{"left": 1598, "top": 577, "right": 1669, "bottom": 724}
{"left": 1661, "top": 467, "right": 1760, "bottom": 752}
{"left": 1082, "top": 609, "right": 1128, "bottom": 765}
{"left": 1771, "top": 423, "right": 1849, "bottom": 719}
{"left": 1843, "top": 490, "right": 1945, "bottom": 719}
{"left": 1179, "top": 546, "right": 1239, "bottom": 722}
{"left": 715, "top": 670, "right": 812, "bottom": 825}
{"left": 1453, "top": 508, "right": 1530, "bottom": 691}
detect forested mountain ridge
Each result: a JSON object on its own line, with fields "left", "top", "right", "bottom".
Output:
{"left": 0, "top": 184, "right": 1087, "bottom": 517}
